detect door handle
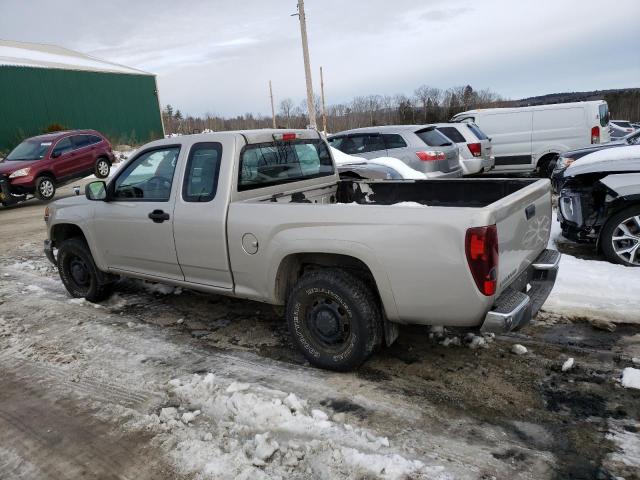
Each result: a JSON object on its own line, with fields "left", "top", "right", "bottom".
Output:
{"left": 148, "top": 209, "right": 170, "bottom": 223}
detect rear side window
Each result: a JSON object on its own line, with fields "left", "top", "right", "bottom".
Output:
{"left": 52, "top": 137, "right": 74, "bottom": 156}
{"left": 599, "top": 104, "right": 610, "bottom": 127}
{"left": 415, "top": 128, "right": 452, "bottom": 147}
{"left": 72, "top": 135, "right": 93, "bottom": 149}
{"left": 435, "top": 127, "right": 465, "bottom": 143}
{"left": 382, "top": 134, "right": 407, "bottom": 149}
{"left": 239, "top": 140, "right": 334, "bottom": 191}
{"left": 183, "top": 142, "right": 222, "bottom": 202}
{"left": 88, "top": 135, "right": 103, "bottom": 145}
{"left": 328, "top": 134, "right": 385, "bottom": 154}
{"left": 466, "top": 123, "right": 489, "bottom": 140}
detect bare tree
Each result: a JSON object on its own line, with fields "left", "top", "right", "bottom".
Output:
{"left": 279, "top": 98, "right": 294, "bottom": 128}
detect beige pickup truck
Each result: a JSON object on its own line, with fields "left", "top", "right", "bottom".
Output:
{"left": 44, "top": 129, "right": 559, "bottom": 371}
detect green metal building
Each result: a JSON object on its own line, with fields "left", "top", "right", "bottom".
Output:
{"left": 0, "top": 40, "right": 164, "bottom": 152}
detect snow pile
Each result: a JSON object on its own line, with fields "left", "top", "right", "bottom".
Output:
{"left": 562, "top": 358, "right": 575, "bottom": 372}
{"left": 140, "top": 281, "right": 183, "bottom": 296}
{"left": 330, "top": 146, "right": 365, "bottom": 166}
{"left": 430, "top": 328, "right": 493, "bottom": 350}
{"left": 606, "top": 422, "right": 640, "bottom": 469}
{"left": 621, "top": 368, "right": 640, "bottom": 390}
{"left": 511, "top": 344, "right": 528, "bottom": 355}
{"left": 136, "top": 373, "right": 451, "bottom": 480}
{"left": 544, "top": 254, "right": 640, "bottom": 324}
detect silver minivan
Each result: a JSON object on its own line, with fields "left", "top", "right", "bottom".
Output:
{"left": 327, "top": 125, "right": 462, "bottom": 177}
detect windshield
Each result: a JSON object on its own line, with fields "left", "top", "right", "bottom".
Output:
{"left": 613, "top": 121, "right": 633, "bottom": 129}
{"left": 6, "top": 139, "right": 52, "bottom": 161}
{"left": 625, "top": 130, "right": 640, "bottom": 145}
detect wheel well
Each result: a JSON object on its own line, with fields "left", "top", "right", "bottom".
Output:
{"left": 536, "top": 152, "right": 559, "bottom": 170}
{"left": 96, "top": 155, "right": 111, "bottom": 165}
{"left": 36, "top": 171, "right": 56, "bottom": 182}
{"left": 275, "top": 253, "right": 380, "bottom": 305}
{"left": 51, "top": 223, "right": 86, "bottom": 245}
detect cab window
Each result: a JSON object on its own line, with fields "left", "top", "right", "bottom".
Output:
{"left": 52, "top": 137, "right": 74, "bottom": 156}
{"left": 183, "top": 142, "right": 222, "bottom": 202}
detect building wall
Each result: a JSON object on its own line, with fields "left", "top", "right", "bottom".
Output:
{"left": 0, "top": 66, "right": 164, "bottom": 151}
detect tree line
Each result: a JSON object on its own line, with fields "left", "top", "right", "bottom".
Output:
{"left": 161, "top": 86, "right": 640, "bottom": 136}
{"left": 162, "top": 84, "right": 509, "bottom": 135}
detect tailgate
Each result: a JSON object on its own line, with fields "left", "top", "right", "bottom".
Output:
{"left": 490, "top": 179, "right": 552, "bottom": 295}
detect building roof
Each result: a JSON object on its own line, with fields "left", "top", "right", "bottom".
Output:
{"left": 0, "top": 40, "right": 152, "bottom": 76}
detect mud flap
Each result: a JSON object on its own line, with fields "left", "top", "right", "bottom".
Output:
{"left": 383, "top": 317, "right": 399, "bottom": 347}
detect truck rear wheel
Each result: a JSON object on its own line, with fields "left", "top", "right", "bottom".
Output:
{"left": 57, "top": 237, "right": 113, "bottom": 302}
{"left": 286, "top": 269, "right": 383, "bottom": 371}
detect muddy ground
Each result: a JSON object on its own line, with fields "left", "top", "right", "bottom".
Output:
{"left": 0, "top": 186, "right": 638, "bottom": 479}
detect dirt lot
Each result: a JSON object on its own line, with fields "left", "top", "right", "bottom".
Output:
{"left": 0, "top": 187, "right": 639, "bottom": 480}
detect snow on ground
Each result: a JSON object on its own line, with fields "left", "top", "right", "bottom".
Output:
{"left": 606, "top": 421, "right": 640, "bottom": 470}
{"left": 621, "top": 368, "right": 640, "bottom": 390}
{"left": 545, "top": 214, "right": 640, "bottom": 324}
{"left": 126, "top": 373, "right": 452, "bottom": 480}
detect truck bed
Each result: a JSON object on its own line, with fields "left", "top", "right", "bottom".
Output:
{"left": 335, "top": 178, "right": 539, "bottom": 208}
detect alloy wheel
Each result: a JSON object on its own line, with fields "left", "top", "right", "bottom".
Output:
{"left": 40, "top": 179, "right": 54, "bottom": 199}
{"left": 97, "top": 160, "right": 109, "bottom": 177}
{"left": 611, "top": 215, "right": 640, "bottom": 265}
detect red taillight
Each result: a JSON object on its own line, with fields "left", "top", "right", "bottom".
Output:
{"left": 465, "top": 225, "right": 499, "bottom": 296}
{"left": 416, "top": 151, "right": 446, "bottom": 161}
{"left": 591, "top": 126, "right": 600, "bottom": 144}
{"left": 467, "top": 142, "right": 481, "bottom": 157}
{"left": 274, "top": 132, "right": 297, "bottom": 141}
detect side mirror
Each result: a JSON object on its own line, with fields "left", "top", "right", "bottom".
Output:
{"left": 51, "top": 151, "right": 61, "bottom": 159}
{"left": 85, "top": 181, "right": 107, "bottom": 201}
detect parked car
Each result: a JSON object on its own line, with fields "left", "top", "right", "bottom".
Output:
{"left": 0, "top": 130, "right": 115, "bottom": 206}
{"left": 331, "top": 146, "right": 426, "bottom": 180}
{"left": 557, "top": 145, "right": 640, "bottom": 266}
{"left": 44, "top": 129, "right": 558, "bottom": 371}
{"left": 609, "top": 120, "right": 636, "bottom": 139}
{"left": 327, "top": 126, "right": 462, "bottom": 178}
{"left": 431, "top": 122, "right": 494, "bottom": 175}
{"left": 552, "top": 129, "right": 640, "bottom": 191}
{"left": 452, "top": 100, "right": 610, "bottom": 176}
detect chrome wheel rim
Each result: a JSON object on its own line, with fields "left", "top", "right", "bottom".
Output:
{"left": 97, "top": 160, "right": 109, "bottom": 176}
{"left": 40, "top": 179, "right": 54, "bottom": 198}
{"left": 611, "top": 215, "right": 640, "bottom": 265}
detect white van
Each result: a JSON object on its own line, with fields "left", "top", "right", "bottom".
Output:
{"left": 451, "top": 101, "right": 610, "bottom": 175}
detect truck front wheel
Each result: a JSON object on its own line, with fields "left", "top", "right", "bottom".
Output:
{"left": 57, "top": 237, "right": 113, "bottom": 302}
{"left": 286, "top": 269, "right": 383, "bottom": 371}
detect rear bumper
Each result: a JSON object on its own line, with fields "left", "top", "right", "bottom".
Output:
{"left": 426, "top": 167, "right": 463, "bottom": 179}
{"left": 480, "top": 249, "right": 560, "bottom": 334}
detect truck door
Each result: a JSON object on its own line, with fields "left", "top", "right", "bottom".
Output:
{"left": 92, "top": 145, "right": 184, "bottom": 280}
{"left": 172, "top": 142, "right": 233, "bottom": 290}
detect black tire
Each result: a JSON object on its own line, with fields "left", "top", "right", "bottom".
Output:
{"left": 34, "top": 176, "right": 56, "bottom": 201}
{"left": 537, "top": 155, "right": 557, "bottom": 178}
{"left": 600, "top": 205, "right": 640, "bottom": 267}
{"left": 286, "top": 269, "right": 383, "bottom": 371}
{"left": 57, "top": 237, "right": 113, "bottom": 301}
{"left": 95, "top": 157, "right": 111, "bottom": 179}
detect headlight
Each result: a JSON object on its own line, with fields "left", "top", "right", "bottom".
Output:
{"left": 559, "top": 193, "right": 583, "bottom": 225}
{"left": 556, "top": 157, "right": 575, "bottom": 170}
{"left": 9, "top": 167, "right": 31, "bottom": 179}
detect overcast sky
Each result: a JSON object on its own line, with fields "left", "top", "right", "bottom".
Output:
{"left": 1, "top": 0, "right": 639, "bottom": 117}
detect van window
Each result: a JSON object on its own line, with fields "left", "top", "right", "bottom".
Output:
{"left": 533, "top": 108, "right": 584, "bottom": 129}
{"left": 435, "top": 127, "right": 465, "bottom": 143}
{"left": 238, "top": 140, "right": 334, "bottom": 191}
{"left": 599, "top": 104, "right": 610, "bottom": 128}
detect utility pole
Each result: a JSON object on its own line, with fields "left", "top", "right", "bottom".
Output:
{"left": 320, "top": 66, "right": 327, "bottom": 135}
{"left": 295, "top": 0, "right": 317, "bottom": 129}
{"left": 269, "top": 80, "right": 277, "bottom": 129}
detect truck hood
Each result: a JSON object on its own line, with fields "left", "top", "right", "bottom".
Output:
{"left": 564, "top": 145, "right": 640, "bottom": 177}
{"left": 0, "top": 160, "right": 39, "bottom": 175}
{"left": 562, "top": 142, "right": 624, "bottom": 160}
{"left": 52, "top": 195, "right": 90, "bottom": 208}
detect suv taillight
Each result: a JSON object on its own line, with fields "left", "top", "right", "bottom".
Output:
{"left": 416, "top": 151, "right": 445, "bottom": 161}
{"left": 467, "top": 142, "right": 482, "bottom": 157}
{"left": 465, "top": 225, "right": 499, "bottom": 296}
{"left": 591, "top": 126, "right": 600, "bottom": 144}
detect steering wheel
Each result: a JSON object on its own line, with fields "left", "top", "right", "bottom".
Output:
{"left": 146, "top": 176, "right": 172, "bottom": 189}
